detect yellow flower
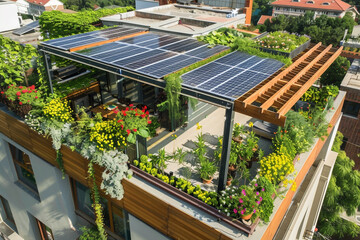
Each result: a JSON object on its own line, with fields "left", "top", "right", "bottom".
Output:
{"left": 196, "top": 122, "right": 202, "bottom": 130}
{"left": 249, "top": 122, "right": 253, "bottom": 128}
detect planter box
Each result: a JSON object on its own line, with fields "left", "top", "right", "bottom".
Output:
{"left": 258, "top": 38, "right": 311, "bottom": 59}
{"left": 131, "top": 165, "right": 260, "bottom": 235}
{"left": 29, "top": 129, "right": 57, "bottom": 166}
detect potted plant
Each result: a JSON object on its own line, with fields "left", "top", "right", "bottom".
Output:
{"left": 226, "top": 173, "right": 233, "bottom": 186}
{"left": 232, "top": 123, "right": 245, "bottom": 143}
{"left": 197, "top": 156, "right": 216, "bottom": 184}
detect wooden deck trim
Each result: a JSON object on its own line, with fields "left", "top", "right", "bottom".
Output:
{"left": 242, "top": 42, "right": 322, "bottom": 106}
{"left": 69, "top": 31, "right": 148, "bottom": 52}
{"left": 260, "top": 44, "right": 332, "bottom": 112}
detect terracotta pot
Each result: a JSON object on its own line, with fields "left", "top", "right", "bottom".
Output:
{"left": 241, "top": 212, "right": 253, "bottom": 221}
{"left": 202, "top": 176, "right": 213, "bottom": 184}
{"left": 226, "top": 178, "right": 232, "bottom": 186}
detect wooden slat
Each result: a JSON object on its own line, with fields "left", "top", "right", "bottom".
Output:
{"left": 61, "top": 145, "right": 88, "bottom": 186}
{"left": 6, "top": 115, "right": 33, "bottom": 151}
{"left": 123, "top": 180, "right": 168, "bottom": 234}
{"left": 29, "top": 129, "right": 57, "bottom": 166}
{"left": 168, "top": 205, "right": 221, "bottom": 240}
{"left": 277, "top": 46, "right": 343, "bottom": 117}
{"left": 260, "top": 44, "right": 332, "bottom": 111}
{"left": 69, "top": 31, "right": 148, "bottom": 52}
{"left": 0, "top": 110, "right": 10, "bottom": 137}
{"left": 234, "top": 101, "right": 287, "bottom": 126}
{"left": 242, "top": 42, "right": 322, "bottom": 106}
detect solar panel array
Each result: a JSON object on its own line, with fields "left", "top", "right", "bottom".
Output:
{"left": 181, "top": 51, "right": 284, "bottom": 100}
{"left": 42, "top": 26, "right": 146, "bottom": 51}
{"left": 13, "top": 20, "right": 39, "bottom": 36}
{"left": 71, "top": 31, "right": 229, "bottom": 78}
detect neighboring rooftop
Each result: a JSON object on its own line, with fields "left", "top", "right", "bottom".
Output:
{"left": 257, "top": 15, "right": 273, "bottom": 25}
{"left": 271, "top": 0, "right": 351, "bottom": 11}
{"left": 101, "top": 4, "right": 246, "bottom": 37}
{"left": 341, "top": 58, "right": 360, "bottom": 90}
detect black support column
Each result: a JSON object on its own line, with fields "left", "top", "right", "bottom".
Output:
{"left": 41, "top": 51, "right": 54, "bottom": 94}
{"left": 217, "top": 103, "right": 234, "bottom": 193}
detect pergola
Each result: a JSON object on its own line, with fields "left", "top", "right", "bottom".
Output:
{"left": 39, "top": 26, "right": 342, "bottom": 192}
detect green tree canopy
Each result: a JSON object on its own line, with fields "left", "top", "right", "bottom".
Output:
{"left": 317, "top": 132, "right": 360, "bottom": 238}
{"left": 320, "top": 56, "right": 350, "bottom": 87}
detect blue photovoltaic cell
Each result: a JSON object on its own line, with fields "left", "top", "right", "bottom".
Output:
{"left": 113, "top": 49, "right": 164, "bottom": 66}
{"left": 181, "top": 62, "right": 229, "bottom": 86}
{"left": 100, "top": 47, "right": 147, "bottom": 62}
{"left": 75, "top": 42, "right": 125, "bottom": 56}
{"left": 58, "top": 37, "right": 106, "bottom": 49}
{"left": 180, "top": 50, "right": 284, "bottom": 100}
{"left": 89, "top": 45, "right": 137, "bottom": 60}
{"left": 147, "top": 37, "right": 184, "bottom": 49}
{"left": 197, "top": 67, "right": 246, "bottom": 91}
{"left": 138, "top": 55, "right": 189, "bottom": 73}
{"left": 13, "top": 20, "right": 39, "bottom": 36}
{"left": 119, "top": 33, "right": 159, "bottom": 44}
{"left": 125, "top": 52, "right": 178, "bottom": 69}
{"left": 187, "top": 45, "right": 227, "bottom": 59}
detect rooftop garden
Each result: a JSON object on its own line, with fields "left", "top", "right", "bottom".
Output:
{"left": 0, "top": 31, "right": 341, "bottom": 237}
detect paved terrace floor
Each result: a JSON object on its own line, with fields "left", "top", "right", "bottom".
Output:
{"left": 161, "top": 107, "right": 273, "bottom": 192}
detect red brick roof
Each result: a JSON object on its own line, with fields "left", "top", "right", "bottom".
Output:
{"left": 258, "top": 15, "right": 273, "bottom": 25}
{"left": 271, "top": 0, "right": 351, "bottom": 11}
{"left": 26, "top": 0, "right": 50, "bottom": 6}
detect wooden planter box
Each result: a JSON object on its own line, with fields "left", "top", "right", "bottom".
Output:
{"left": 29, "top": 129, "right": 57, "bottom": 166}
{"left": 256, "top": 32, "right": 311, "bottom": 59}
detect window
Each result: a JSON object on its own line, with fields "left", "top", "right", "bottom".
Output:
{"left": 306, "top": 1, "right": 314, "bottom": 3}
{"left": 342, "top": 100, "right": 360, "bottom": 118}
{"left": 276, "top": 7, "right": 280, "bottom": 10}
{"left": 36, "top": 219, "right": 54, "bottom": 240}
{"left": 340, "top": 137, "right": 348, "bottom": 150}
{"left": 0, "top": 196, "right": 15, "bottom": 224}
{"left": 71, "top": 180, "right": 131, "bottom": 239}
{"left": 9, "top": 144, "right": 38, "bottom": 194}
{"left": 322, "top": 2, "right": 330, "bottom": 5}
{"left": 292, "top": 0, "right": 300, "bottom": 2}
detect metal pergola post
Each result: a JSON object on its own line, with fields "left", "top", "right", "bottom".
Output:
{"left": 41, "top": 51, "right": 54, "bottom": 94}
{"left": 217, "top": 103, "right": 234, "bottom": 193}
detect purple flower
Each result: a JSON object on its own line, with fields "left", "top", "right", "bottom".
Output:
{"left": 260, "top": 196, "right": 263, "bottom": 201}
{"left": 239, "top": 198, "right": 243, "bottom": 203}
{"left": 233, "top": 209, "right": 238, "bottom": 214}
{"left": 256, "top": 192, "right": 259, "bottom": 196}
{"left": 256, "top": 201, "right": 261, "bottom": 205}
{"left": 255, "top": 183, "right": 258, "bottom": 187}
{"left": 262, "top": 188, "right": 265, "bottom": 192}
{"left": 242, "top": 189, "right": 246, "bottom": 196}
{"left": 253, "top": 209, "right": 256, "bottom": 213}
{"left": 241, "top": 210, "right": 245, "bottom": 215}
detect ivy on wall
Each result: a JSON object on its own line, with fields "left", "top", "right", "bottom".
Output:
{"left": 39, "top": 7, "right": 134, "bottom": 40}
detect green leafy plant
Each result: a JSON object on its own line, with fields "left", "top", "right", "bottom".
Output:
{"left": 0, "top": 35, "right": 38, "bottom": 86}
{"left": 149, "top": 149, "right": 171, "bottom": 174}
{"left": 148, "top": 116, "right": 160, "bottom": 137}
{"left": 197, "top": 28, "right": 246, "bottom": 46}
{"left": 79, "top": 226, "right": 101, "bottom": 240}
{"left": 255, "top": 31, "right": 309, "bottom": 53}
{"left": 197, "top": 158, "right": 216, "bottom": 181}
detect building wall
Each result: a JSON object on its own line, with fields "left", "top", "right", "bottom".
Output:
{"left": 202, "top": 0, "right": 246, "bottom": 9}
{"left": 0, "top": 2, "right": 20, "bottom": 33}
{"left": 339, "top": 86, "right": 360, "bottom": 169}
{"left": 136, "top": 0, "right": 160, "bottom": 10}
{"left": 272, "top": 6, "right": 342, "bottom": 18}
{"left": 129, "top": 215, "right": 171, "bottom": 240}
{"left": 0, "top": 134, "right": 78, "bottom": 240}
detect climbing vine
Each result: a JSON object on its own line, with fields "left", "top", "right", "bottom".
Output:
{"left": 88, "top": 162, "right": 107, "bottom": 240}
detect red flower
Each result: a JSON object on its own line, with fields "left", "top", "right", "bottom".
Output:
{"left": 18, "top": 97, "right": 20, "bottom": 99}
{"left": 135, "top": 113, "right": 139, "bottom": 116}
{"left": 141, "top": 109, "right": 145, "bottom": 113}
{"left": 121, "top": 125, "right": 124, "bottom": 130}
{"left": 125, "top": 107, "right": 129, "bottom": 111}
{"left": 28, "top": 90, "right": 32, "bottom": 93}
{"left": 22, "top": 90, "right": 27, "bottom": 93}
{"left": 141, "top": 114, "right": 146, "bottom": 118}
{"left": 34, "top": 90, "right": 37, "bottom": 93}
{"left": 30, "top": 85, "right": 35, "bottom": 90}
{"left": 35, "top": 96, "right": 38, "bottom": 99}
{"left": 148, "top": 120, "right": 152, "bottom": 124}
{"left": 19, "top": 86, "right": 23, "bottom": 89}
{"left": 16, "top": 92, "right": 21, "bottom": 96}
{"left": 143, "top": 106, "right": 147, "bottom": 110}
{"left": 27, "top": 100, "right": 30, "bottom": 102}
{"left": 126, "top": 129, "right": 131, "bottom": 135}
{"left": 145, "top": 111, "right": 149, "bottom": 115}
{"left": 117, "top": 119, "right": 123, "bottom": 122}
{"left": 113, "top": 110, "right": 119, "bottom": 114}
{"left": 133, "top": 129, "right": 137, "bottom": 132}
{"left": 8, "top": 86, "right": 10, "bottom": 88}
{"left": 129, "top": 104, "right": 133, "bottom": 107}
{"left": 0, "top": 91, "right": 3, "bottom": 94}
{"left": 19, "top": 102, "right": 23, "bottom": 105}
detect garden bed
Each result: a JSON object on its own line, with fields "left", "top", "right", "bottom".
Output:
{"left": 256, "top": 32, "right": 310, "bottom": 59}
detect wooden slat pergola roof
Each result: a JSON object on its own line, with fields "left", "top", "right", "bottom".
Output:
{"left": 234, "top": 43, "right": 343, "bottom": 126}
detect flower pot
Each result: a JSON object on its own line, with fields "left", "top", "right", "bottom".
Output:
{"left": 241, "top": 213, "right": 253, "bottom": 221}
{"left": 228, "top": 165, "right": 238, "bottom": 172}
{"left": 232, "top": 136, "right": 243, "bottom": 144}
{"left": 202, "top": 176, "right": 213, "bottom": 184}
{"left": 226, "top": 178, "right": 232, "bottom": 186}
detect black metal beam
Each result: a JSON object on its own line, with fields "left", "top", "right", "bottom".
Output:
{"left": 41, "top": 51, "right": 54, "bottom": 94}
{"left": 217, "top": 103, "right": 234, "bottom": 193}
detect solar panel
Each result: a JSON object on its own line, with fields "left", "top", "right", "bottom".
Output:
{"left": 42, "top": 26, "right": 146, "bottom": 50}
{"left": 126, "top": 52, "right": 178, "bottom": 69}
{"left": 113, "top": 49, "right": 164, "bottom": 66}
{"left": 181, "top": 51, "right": 284, "bottom": 100}
{"left": 13, "top": 20, "right": 39, "bottom": 36}
{"left": 75, "top": 42, "right": 125, "bottom": 56}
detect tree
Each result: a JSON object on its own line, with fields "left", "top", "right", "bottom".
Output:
{"left": 317, "top": 132, "right": 360, "bottom": 238}
{"left": 320, "top": 56, "right": 350, "bottom": 86}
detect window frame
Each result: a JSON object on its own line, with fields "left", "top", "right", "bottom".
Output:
{"left": 8, "top": 143, "right": 39, "bottom": 194}
{"left": 342, "top": 100, "right": 360, "bottom": 118}
{"left": 36, "top": 219, "right": 54, "bottom": 240}
{"left": 0, "top": 196, "right": 15, "bottom": 225}
{"left": 70, "top": 179, "right": 130, "bottom": 240}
